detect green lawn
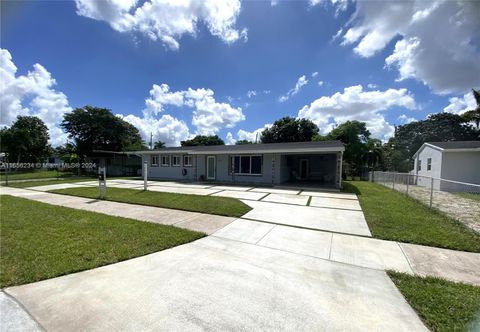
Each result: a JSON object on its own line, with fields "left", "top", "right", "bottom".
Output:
{"left": 1, "top": 177, "right": 94, "bottom": 188}
{"left": 454, "top": 192, "right": 480, "bottom": 203}
{"left": 388, "top": 271, "right": 480, "bottom": 332}
{"left": 0, "top": 195, "right": 205, "bottom": 287}
{"left": 0, "top": 170, "right": 76, "bottom": 181}
{"left": 50, "top": 186, "right": 251, "bottom": 218}
{"left": 343, "top": 181, "right": 480, "bottom": 252}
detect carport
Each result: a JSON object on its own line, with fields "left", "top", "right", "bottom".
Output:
{"left": 279, "top": 153, "right": 341, "bottom": 188}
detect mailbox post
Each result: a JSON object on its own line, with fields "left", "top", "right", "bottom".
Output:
{"left": 143, "top": 161, "right": 148, "bottom": 191}
{"left": 98, "top": 167, "right": 106, "bottom": 199}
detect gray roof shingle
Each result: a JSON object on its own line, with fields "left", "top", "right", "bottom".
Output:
{"left": 428, "top": 141, "right": 480, "bottom": 150}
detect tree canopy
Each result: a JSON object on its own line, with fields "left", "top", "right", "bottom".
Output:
{"left": 235, "top": 139, "right": 253, "bottom": 145}
{"left": 181, "top": 135, "right": 225, "bottom": 146}
{"left": 261, "top": 117, "right": 319, "bottom": 143}
{"left": 0, "top": 116, "right": 51, "bottom": 163}
{"left": 61, "top": 106, "right": 145, "bottom": 158}
{"left": 153, "top": 140, "right": 166, "bottom": 149}
{"left": 314, "top": 120, "right": 372, "bottom": 175}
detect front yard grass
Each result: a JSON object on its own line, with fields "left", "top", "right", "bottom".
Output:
{"left": 1, "top": 177, "right": 93, "bottom": 188}
{"left": 0, "top": 195, "right": 205, "bottom": 288}
{"left": 50, "top": 186, "right": 251, "bottom": 218}
{"left": 0, "top": 170, "right": 76, "bottom": 181}
{"left": 388, "top": 271, "right": 480, "bottom": 332}
{"left": 343, "top": 181, "right": 480, "bottom": 252}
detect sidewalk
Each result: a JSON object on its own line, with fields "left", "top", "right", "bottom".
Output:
{"left": 1, "top": 186, "right": 479, "bottom": 286}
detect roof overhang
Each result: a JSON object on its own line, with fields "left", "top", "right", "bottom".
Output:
{"left": 135, "top": 146, "right": 344, "bottom": 155}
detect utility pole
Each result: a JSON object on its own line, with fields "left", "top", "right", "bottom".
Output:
{"left": 150, "top": 132, "right": 153, "bottom": 150}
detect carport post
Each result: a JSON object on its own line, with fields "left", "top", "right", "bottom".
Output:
{"left": 143, "top": 160, "right": 148, "bottom": 191}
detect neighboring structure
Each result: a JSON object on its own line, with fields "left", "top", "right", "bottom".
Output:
{"left": 137, "top": 141, "right": 345, "bottom": 188}
{"left": 413, "top": 141, "right": 480, "bottom": 189}
{"left": 86, "top": 150, "right": 142, "bottom": 176}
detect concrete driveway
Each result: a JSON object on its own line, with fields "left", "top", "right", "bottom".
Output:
{"left": 32, "top": 179, "right": 371, "bottom": 236}
{"left": 5, "top": 236, "right": 427, "bottom": 331}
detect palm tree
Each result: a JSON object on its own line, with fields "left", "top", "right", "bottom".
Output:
{"left": 462, "top": 89, "right": 480, "bottom": 129}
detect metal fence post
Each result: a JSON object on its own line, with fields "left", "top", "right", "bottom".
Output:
{"left": 429, "top": 177, "right": 434, "bottom": 208}
{"left": 406, "top": 173, "right": 409, "bottom": 196}
{"left": 392, "top": 172, "right": 396, "bottom": 190}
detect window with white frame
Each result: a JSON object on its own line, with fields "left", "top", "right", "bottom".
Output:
{"left": 161, "top": 155, "right": 170, "bottom": 166}
{"left": 172, "top": 155, "right": 181, "bottom": 167}
{"left": 183, "top": 155, "right": 193, "bottom": 167}
{"left": 427, "top": 158, "right": 432, "bottom": 171}
{"left": 151, "top": 155, "right": 159, "bottom": 166}
{"left": 231, "top": 155, "right": 262, "bottom": 175}
{"left": 417, "top": 160, "right": 422, "bottom": 171}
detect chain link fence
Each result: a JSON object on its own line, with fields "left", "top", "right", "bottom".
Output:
{"left": 370, "top": 171, "right": 480, "bottom": 233}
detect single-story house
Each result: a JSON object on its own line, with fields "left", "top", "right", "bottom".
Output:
{"left": 137, "top": 141, "right": 345, "bottom": 188}
{"left": 413, "top": 141, "right": 480, "bottom": 189}
{"left": 86, "top": 150, "right": 142, "bottom": 177}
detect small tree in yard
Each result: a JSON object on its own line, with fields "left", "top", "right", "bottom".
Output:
{"left": 0, "top": 116, "right": 51, "bottom": 163}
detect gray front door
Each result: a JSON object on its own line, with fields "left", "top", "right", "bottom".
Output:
{"left": 207, "top": 156, "right": 216, "bottom": 180}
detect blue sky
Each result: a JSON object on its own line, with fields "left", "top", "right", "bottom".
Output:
{"left": 1, "top": 0, "right": 479, "bottom": 146}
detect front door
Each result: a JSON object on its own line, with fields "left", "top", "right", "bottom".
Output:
{"left": 207, "top": 156, "right": 216, "bottom": 180}
{"left": 299, "top": 159, "right": 309, "bottom": 180}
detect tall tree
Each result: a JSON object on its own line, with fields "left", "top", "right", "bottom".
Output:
{"left": 462, "top": 89, "right": 480, "bottom": 129}
{"left": 153, "top": 140, "right": 166, "bottom": 149}
{"left": 394, "top": 112, "right": 478, "bottom": 158}
{"left": 61, "top": 106, "right": 145, "bottom": 158}
{"left": 261, "top": 117, "right": 319, "bottom": 143}
{"left": 181, "top": 135, "right": 225, "bottom": 146}
{"left": 0, "top": 116, "right": 51, "bottom": 163}
{"left": 319, "top": 120, "right": 371, "bottom": 175}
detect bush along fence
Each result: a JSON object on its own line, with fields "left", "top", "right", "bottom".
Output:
{"left": 370, "top": 171, "right": 480, "bottom": 233}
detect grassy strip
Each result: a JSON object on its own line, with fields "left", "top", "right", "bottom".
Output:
{"left": 454, "top": 192, "right": 480, "bottom": 203}
{"left": 0, "top": 170, "right": 76, "bottom": 180}
{"left": 343, "top": 181, "right": 480, "bottom": 252}
{"left": 50, "top": 186, "right": 251, "bottom": 218}
{"left": 1, "top": 178, "right": 94, "bottom": 188}
{"left": 0, "top": 195, "right": 205, "bottom": 287}
{"left": 388, "top": 271, "right": 480, "bottom": 332}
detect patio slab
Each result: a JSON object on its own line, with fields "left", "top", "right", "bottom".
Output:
{"left": 257, "top": 225, "right": 332, "bottom": 259}
{"left": 241, "top": 200, "right": 371, "bottom": 237}
{"left": 400, "top": 243, "right": 480, "bottom": 285}
{"left": 212, "top": 190, "right": 267, "bottom": 201}
{"left": 213, "top": 219, "right": 274, "bottom": 244}
{"left": 330, "top": 234, "right": 413, "bottom": 273}
{"left": 261, "top": 193, "right": 310, "bottom": 206}
{"left": 309, "top": 196, "right": 362, "bottom": 211}
{"left": 5, "top": 236, "right": 427, "bottom": 331}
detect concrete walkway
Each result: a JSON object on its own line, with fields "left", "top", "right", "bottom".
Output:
{"left": 0, "top": 187, "right": 235, "bottom": 235}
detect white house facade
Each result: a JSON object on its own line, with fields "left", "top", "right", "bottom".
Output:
{"left": 136, "top": 141, "right": 345, "bottom": 189}
{"left": 413, "top": 141, "right": 480, "bottom": 190}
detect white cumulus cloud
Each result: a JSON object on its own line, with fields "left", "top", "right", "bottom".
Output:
{"left": 279, "top": 75, "right": 309, "bottom": 102}
{"left": 141, "top": 83, "right": 245, "bottom": 136}
{"left": 75, "top": 0, "right": 247, "bottom": 50}
{"left": 298, "top": 85, "right": 417, "bottom": 140}
{"left": 0, "top": 49, "right": 71, "bottom": 146}
{"left": 397, "top": 114, "right": 416, "bottom": 125}
{"left": 236, "top": 124, "right": 272, "bottom": 143}
{"left": 443, "top": 91, "right": 477, "bottom": 114}
{"left": 332, "top": 0, "right": 480, "bottom": 95}
{"left": 225, "top": 132, "right": 236, "bottom": 145}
